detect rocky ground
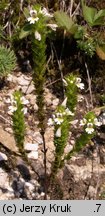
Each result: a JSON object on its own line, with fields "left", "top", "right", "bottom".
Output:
{"left": 0, "top": 70, "right": 105, "bottom": 200}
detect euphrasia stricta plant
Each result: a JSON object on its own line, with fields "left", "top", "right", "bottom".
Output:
{"left": 8, "top": 91, "right": 29, "bottom": 156}
{"left": 19, "top": 4, "right": 57, "bottom": 198}
{"left": 48, "top": 74, "right": 102, "bottom": 177}
{"left": 63, "top": 111, "right": 102, "bottom": 163}
{"left": 19, "top": 4, "right": 57, "bottom": 132}
{"left": 49, "top": 74, "right": 84, "bottom": 176}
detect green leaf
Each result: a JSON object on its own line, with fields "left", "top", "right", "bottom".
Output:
{"left": 23, "top": 7, "right": 30, "bottom": 19}
{"left": 54, "top": 11, "right": 78, "bottom": 34}
{"left": 81, "top": 0, "right": 105, "bottom": 26}
{"left": 94, "top": 9, "right": 105, "bottom": 20}
{"left": 93, "top": 9, "right": 105, "bottom": 26}
{"left": 82, "top": 4, "right": 97, "bottom": 26}
{"left": 0, "top": 0, "right": 10, "bottom": 11}
{"left": 93, "top": 18, "right": 105, "bottom": 26}
{"left": 0, "top": 46, "right": 16, "bottom": 77}
{"left": 19, "top": 24, "right": 32, "bottom": 39}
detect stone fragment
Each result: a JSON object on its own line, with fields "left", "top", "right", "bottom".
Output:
{"left": 24, "top": 143, "right": 38, "bottom": 151}
{"left": 25, "top": 182, "right": 35, "bottom": 191}
{"left": 34, "top": 104, "right": 38, "bottom": 111}
{"left": 52, "top": 98, "right": 59, "bottom": 107}
{"left": 26, "top": 94, "right": 36, "bottom": 105}
{"left": 5, "top": 127, "right": 13, "bottom": 134}
{"left": 0, "top": 152, "right": 8, "bottom": 161}
{"left": 0, "top": 126, "right": 18, "bottom": 153}
{"left": 20, "top": 84, "right": 34, "bottom": 94}
{"left": 17, "top": 75, "right": 30, "bottom": 86}
{"left": 27, "top": 151, "right": 38, "bottom": 160}
{"left": 0, "top": 168, "right": 8, "bottom": 187}
{"left": 33, "top": 132, "right": 43, "bottom": 145}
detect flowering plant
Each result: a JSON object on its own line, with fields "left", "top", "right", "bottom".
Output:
{"left": 49, "top": 74, "right": 102, "bottom": 176}
{"left": 19, "top": 5, "right": 57, "bottom": 40}
{"left": 49, "top": 74, "right": 85, "bottom": 176}
{"left": 19, "top": 4, "right": 58, "bottom": 198}
{"left": 8, "top": 91, "right": 29, "bottom": 155}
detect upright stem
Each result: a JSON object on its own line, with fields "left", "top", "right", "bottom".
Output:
{"left": 31, "top": 23, "right": 47, "bottom": 198}
{"left": 40, "top": 129, "right": 47, "bottom": 199}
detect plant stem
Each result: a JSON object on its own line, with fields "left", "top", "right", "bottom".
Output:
{"left": 40, "top": 129, "right": 47, "bottom": 199}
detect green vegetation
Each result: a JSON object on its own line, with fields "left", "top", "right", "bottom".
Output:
{"left": 0, "top": 46, "right": 16, "bottom": 78}
{"left": 0, "top": 0, "right": 105, "bottom": 199}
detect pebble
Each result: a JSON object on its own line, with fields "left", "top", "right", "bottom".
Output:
{"left": 21, "top": 84, "right": 34, "bottom": 94}
{"left": 7, "top": 74, "right": 17, "bottom": 83}
{"left": 27, "top": 151, "right": 38, "bottom": 160}
{"left": 0, "top": 152, "right": 8, "bottom": 161}
{"left": 64, "top": 145, "right": 73, "bottom": 154}
{"left": 87, "top": 186, "right": 96, "bottom": 199}
{"left": 33, "top": 132, "right": 43, "bottom": 144}
{"left": 26, "top": 94, "right": 36, "bottom": 105}
{"left": 25, "top": 182, "right": 35, "bottom": 191}
{"left": 17, "top": 75, "right": 30, "bottom": 86}
{"left": 34, "top": 103, "right": 38, "bottom": 111}
{"left": 5, "top": 127, "right": 13, "bottom": 134}
{"left": 70, "top": 139, "right": 75, "bottom": 145}
{"left": 0, "top": 169, "right": 8, "bottom": 187}
{"left": 52, "top": 98, "right": 59, "bottom": 108}
{"left": 24, "top": 143, "right": 38, "bottom": 151}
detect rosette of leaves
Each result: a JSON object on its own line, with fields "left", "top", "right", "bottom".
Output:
{"left": 0, "top": 45, "right": 16, "bottom": 78}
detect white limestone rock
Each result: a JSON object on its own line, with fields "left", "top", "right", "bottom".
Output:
{"left": 27, "top": 151, "right": 38, "bottom": 160}
{"left": 24, "top": 143, "right": 38, "bottom": 151}
{"left": 0, "top": 152, "right": 8, "bottom": 161}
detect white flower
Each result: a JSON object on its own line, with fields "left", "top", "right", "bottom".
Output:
{"left": 76, "top": 82, "right": 84, "bottom": 89}
{"left": 8, "top": 105, "right": 17, "bottom": 115}
{"left": 76, "top": 77, "right": 81, "bottom": 83}
{"left": 30, "top": 9, "right": 37, "bottom": 16}
{"left": 78, "top": 95, "right": 84, "bottom": 102}
{"left": 54, "top": 117, "right": 63, "bottom": 125}
{"left": 21, "top": 96, "right": 29, "bottom": 105}
{"left": 85, "top": 123, "right": 94, "bottom": 134}
{"left": 65, "top": 108, "right": 74, "bottom": 116}
{"left": 76, "top": 77, "right": 84, "bottom": 90}
{"left": 47, "top": 23, "right": 58, "bottom": 31}
{"left": 22, "top": 107, "right": 27, "bottom": 115}
{"left": 52, "top": 114, "right": 56, "bottom": 119}
{"left": 41, "top": 7, "right": 53, "bottom": 17}
{"left": 63, "top": 79, "right": 68, "bottom": 86}
{"left": 6, "top": 95, "right": 16, "bottom": 104}
{"left": 94, "top": 118, "right": 102, "bottom": 126}
{"left": 5, "top": 97, "right": 12, "bottom": 104}
{"left": 47, "top": 118, "right": 54, "bottom": 126}
{"left": 80, "top": 118, "right": 87, "bottom": 126}
{"left": 56, "top": 112, "right": 63, "bottom": 117}
{"left": 71, "top": 119, "right": 78, "bottom": 125}
{"left": 27, "top": 17, "right": 39, "bottom": 24}
{"left": 55, "top": 127, "right": 61, "bottom": 137}
{"left": 35, "top": 31, "right": 41, "bottom": 41}
{"left": 62, "top": 97, "right": 67, "bottom": 107}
